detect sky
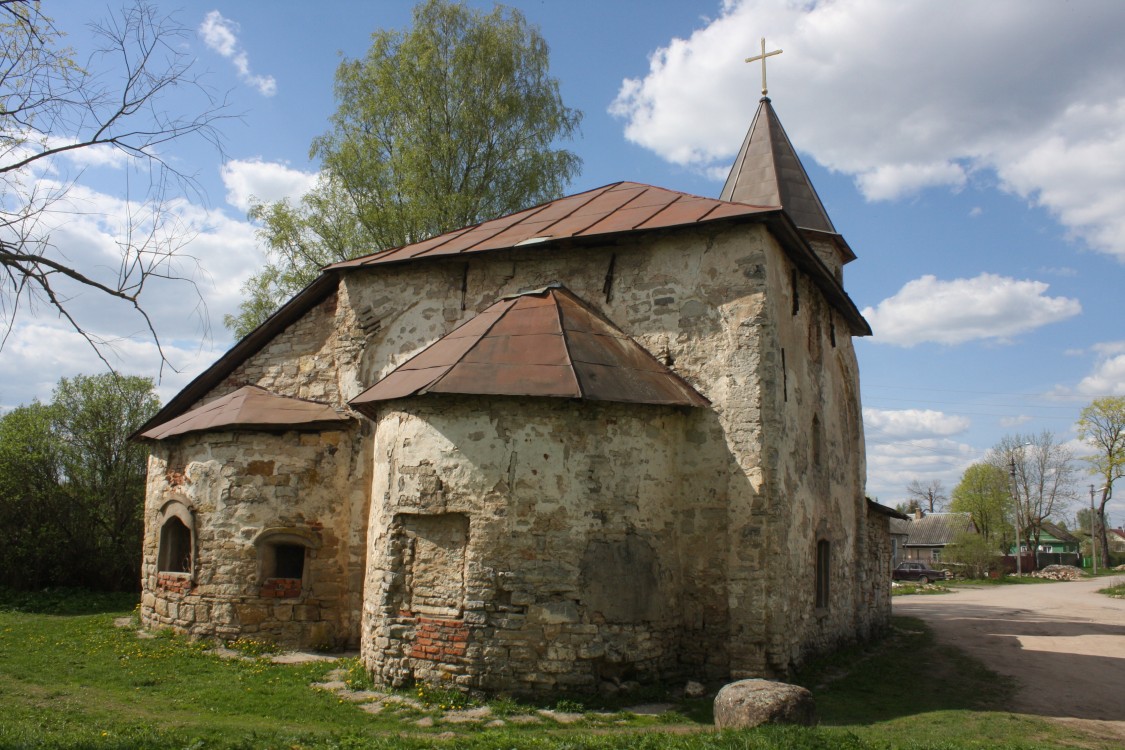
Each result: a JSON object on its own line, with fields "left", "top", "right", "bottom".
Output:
{"left": 4, "top": 0, "right": 1124, "bottom": 525}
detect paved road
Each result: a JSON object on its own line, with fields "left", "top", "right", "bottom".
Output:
{"left": 895, "top": 576, "right": 1125, "bottom": 739}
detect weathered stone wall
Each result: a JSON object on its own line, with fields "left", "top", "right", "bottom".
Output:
{"left": 753, "top": 234, "right": 871, "bottom": 674}
{"left": 209, "top": 290, "right": 364, "bottom": 407}
{"left": 140, "top": 427, "right": 367, "bottom": 648}
{"left": 857, "top": 506, "right": 894, "bottom": 640}
{"left": 139, "top": 215, "right": 882, "bottom": 685}
{"left": 360, "top": 396, "right": 731, "bottom": 693}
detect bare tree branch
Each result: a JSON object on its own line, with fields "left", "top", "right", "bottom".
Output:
{"left": 0, "top": 0, "right": 230, "bottom": 369}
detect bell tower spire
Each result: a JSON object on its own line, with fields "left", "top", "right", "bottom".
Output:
{"left": 721, "top": 39, "right": 857, "bottom": 270}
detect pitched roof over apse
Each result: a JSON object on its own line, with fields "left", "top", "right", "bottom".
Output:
{"left": 720, "top": 97, "right": 854, "bottom": 261}
{"left": 327, "top": 182, "right": 777, "bottom": 269}
{"left": 350, "top": 285, "right": 710, "bottom": 417}
{"left": 140, "top": 385, "right": 349, "bottom": 440}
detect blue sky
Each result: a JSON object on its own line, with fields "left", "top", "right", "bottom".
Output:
{"left": 4, "top": 0, "right": 1123, "bottom": 524}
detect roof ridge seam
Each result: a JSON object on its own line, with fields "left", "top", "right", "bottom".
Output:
{"left": 533, "top": 184, "right": 615, "bottom": 239}
{"left": 571, "top": 185, "right": 648, "bottom": 237}
{"left": 636, "top": 193, "right": 683, "bottom": 230}
{"left": 423, "top": 298, "right": 516, "bottom": 394}
{"left": 553, "top": 291, "right": 582, "bottom": 398}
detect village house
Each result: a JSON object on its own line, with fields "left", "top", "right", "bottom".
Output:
{"left": 892, "top": 510, "right": 977, "bottom": 565}
{"left": 133, "top": 90, "right": 900, "bottom": 694}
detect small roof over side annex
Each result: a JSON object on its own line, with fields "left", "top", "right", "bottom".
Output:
{"left": 350, "top": 285, "right": 709, "bottom": 417}
{"left": 140, "top": 385, "right": 350, "bottom": 441}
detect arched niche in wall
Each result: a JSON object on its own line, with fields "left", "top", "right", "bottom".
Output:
{"left": 253, "top": 527, "right": 322, "bottom": 599}
{"left": 157, "top": 499, "right": 195, "bottom": 576}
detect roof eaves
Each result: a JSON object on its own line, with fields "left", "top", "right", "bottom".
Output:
{"left": 130, "top": 272, "right": 341, "bottom": 441}
{"left": 760, "top": 212, "right": 871, "bottom": 336}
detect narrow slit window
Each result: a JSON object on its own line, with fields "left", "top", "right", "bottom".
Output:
{"left": 815, "top": 539, "right": 831, "bottom": 609}
{"left": 781, "top": 348, "right": 788, "bottom": 403}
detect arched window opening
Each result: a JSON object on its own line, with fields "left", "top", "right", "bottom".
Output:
{"left": 158, "top": 516, "right": 192, "bottom": 573}
{"left": 254, "top": 528, "right": 320, "bottom": 599}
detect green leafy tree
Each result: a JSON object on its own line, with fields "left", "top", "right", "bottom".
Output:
{"left": 0, "top": 401, "right": 66, "bottom": 588}
{"left": 0, "top": 374, "right": 158, "bottom": 590}
{"left": 227, "top": 0, "right": 583, "bottom": 337}
{"left": 943, "top": 530, "right": 999, "bottom": 579}
{"left": 1077, "top": 396, "right": 1125, "bottom": 568}
{"left": 53, "top": 374, "right": 160, "bottom": 589}
{"left": 951, "top": 462, "right": 1012, "bottom": 549}
{"left": 1, "top": 1, "right": 227, "bottom": 366}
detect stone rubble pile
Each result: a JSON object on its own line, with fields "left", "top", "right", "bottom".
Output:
{"left": 1031, "top": 565, "right": 1085, "bottom": 581}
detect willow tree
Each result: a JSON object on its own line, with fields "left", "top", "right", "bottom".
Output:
{"left": 1077, "top": 396, "right": 1125, "bottom": 567}
{"left": 227, "top": 0, "right": 583, "bottom": 337}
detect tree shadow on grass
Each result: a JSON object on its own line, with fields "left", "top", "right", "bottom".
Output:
{"left": 0, "top": 586, "right": 138, "bottom": 615}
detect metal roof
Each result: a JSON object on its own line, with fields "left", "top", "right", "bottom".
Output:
{"left": 721, "top": 97, "right": 836, "bottom": 235}
{"left": 326, "top": 182, "right": 777, "bottom": 270}
{"left": 140, "top": 385, "right": 349, "bottom": 440}
{"left": 901, "top": 512, "right": 977, "bottom": 547}
{"left": 349, "top": 285, "right": 710, "bottom": 416}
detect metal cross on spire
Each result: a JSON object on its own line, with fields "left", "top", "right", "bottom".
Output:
{"left": 745, "top": 37, "right": 782, "bottom": 97}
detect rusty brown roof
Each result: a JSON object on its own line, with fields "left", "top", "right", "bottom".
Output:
{"left": 326, "top": 182, "right": 777, "bottom": 270}
{"left": 350, "top": 285, "right": 709, "bottom": 415}
{"left": 140, "top": 385, "right": 349, "bottom": 440}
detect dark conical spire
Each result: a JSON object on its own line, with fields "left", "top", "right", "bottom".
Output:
{"left": 720, "top": 97, "right": 836, "bottom": 235}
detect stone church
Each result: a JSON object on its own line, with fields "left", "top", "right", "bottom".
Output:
{"left": 135, "top": 92, "right": 901, "bottom": 693}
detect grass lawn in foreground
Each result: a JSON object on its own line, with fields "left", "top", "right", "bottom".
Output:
{"left": 0, "top": 588, "right": 1115, "bottom": 749}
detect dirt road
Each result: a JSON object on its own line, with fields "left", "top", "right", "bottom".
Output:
{"left": 894, "top": 576, "right": 1125, "bottom": 738}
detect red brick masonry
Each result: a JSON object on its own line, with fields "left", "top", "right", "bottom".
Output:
{"left": 260, "top": 578, "right": 302, "bottom": 598}
{"left": 409, "top": 615, "right": 469, "bottom": 662}
{"left": 156, "top": 572, "right": 192, "bottom": 594}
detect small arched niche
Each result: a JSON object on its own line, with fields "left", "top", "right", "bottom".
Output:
{"left": 253, "top": 527, "right": 322, "bottom": 599}
{"left": 157, "top": 500, "right": 195, "bottom": 575}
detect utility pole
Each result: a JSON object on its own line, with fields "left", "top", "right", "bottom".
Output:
{"left": 1010, "top": 456, "right": 1022, "bottom": 576}
{"left": 1089, "top": 484, "right": 1098, "bottom": 575}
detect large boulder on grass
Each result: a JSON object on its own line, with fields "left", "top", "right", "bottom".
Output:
{"left": 713, "top": 679, "right": 817, "bottom": 729}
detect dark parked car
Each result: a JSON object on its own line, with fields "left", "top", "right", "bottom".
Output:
{"left": 893, "top": 561, "right": 948, "bottom": 584}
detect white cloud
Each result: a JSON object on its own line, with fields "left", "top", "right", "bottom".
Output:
{"left": 610, "top": 0, "right": 1125, "bottom": 260}
{"left": 199, "top": 11, "right": 276, "bottom": 97}
{"left": 855, "top": 161, "right": 967, "bottom": 202}
{"left": 0, "top": 320, "right": 224, "bottom": 411}
{"left": 0, "top": 173, "right": 265, "bottom": 409}
{"left": 999, "top": 415, "right": 1033, "bottom": 428}
{"left": 864, "top": 437, "right": 977, "bottom": 503}
{"left": 1074, "top": 349, "right": 1125, "bottom": 397}
{"left": 863, "top": 408, "right": 970, "bottom": 439}
{"left": 861, "top": 273, "right": 1081, "bottom": 346}
{"left": 221, "top": 159, "right": 318, "bottom": 213}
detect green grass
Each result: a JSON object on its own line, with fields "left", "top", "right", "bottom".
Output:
{"left": 1098, "top": 581, "right": 1125, "bottom": 599}
{"left": 890, "top": 582, "right": 954, "bottom": 596}
{"left": 0, "top": 588, "right": 1115, "bottom": 749}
